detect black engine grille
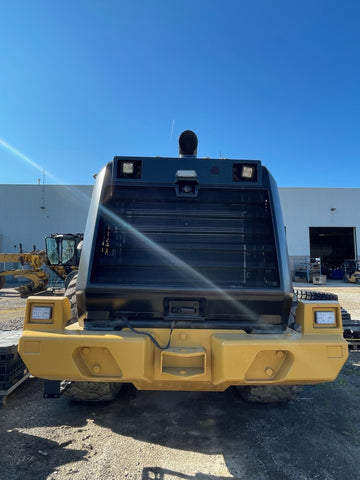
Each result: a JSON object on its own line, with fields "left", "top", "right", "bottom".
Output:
{"left": 91, "top": 187, "right": 279, "bottom": 289}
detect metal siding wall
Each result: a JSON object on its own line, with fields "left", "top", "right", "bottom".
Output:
{"left": 0, "top": 185, "right": 92, "bottom": 252}
{"left": 1, "top": 185, "right": 360, "bottom": 261}
{"left": 279, "top": 188, "right": 360, "bottom": 258}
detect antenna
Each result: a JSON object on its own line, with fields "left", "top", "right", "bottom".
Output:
{"left": 40, "top": 170, "right": 46, "bottom": 209}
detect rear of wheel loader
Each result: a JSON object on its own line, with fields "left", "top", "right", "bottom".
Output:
{"left": 19, "top": 131, "right": 348, "bottom": 402}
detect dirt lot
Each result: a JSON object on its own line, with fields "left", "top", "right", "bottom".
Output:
{"left": 1, "top": 285, "right": 360, "bottom": 480}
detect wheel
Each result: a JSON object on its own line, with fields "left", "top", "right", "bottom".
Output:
{"left": 0, "top": 277, "right": 5, "bottom": 289}
{"left": 64, "top": 273, "right": 82, "bottom": 325}
{"left": 237, "top": 385, "right": 303, "bottom": 403}
{"left": 343, "top": 275, "right": 349, "bottom": 283}
{"left": 341, "top": 307, "right": 351, "bottom": 324}
{"left": 63, "top": 381, "right": 122, "bottom": 402}
{"left": 64, "top": 270, "right": 78, "bottom": 290}
{"left": 18, "top": 285, "right": 30, "bottom": 298}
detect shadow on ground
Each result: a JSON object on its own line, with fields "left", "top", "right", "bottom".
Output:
{"left": 1, "top": 354, "right": 360, "bottom": 480}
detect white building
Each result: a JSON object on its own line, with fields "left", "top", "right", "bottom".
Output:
{"left": 0, "top": 184, "right": 92, "bottom": 253}
{"left": 1, "top": 184, "right": 359, "bottom": 279}
{"left": 279, "top": 188, "right": 360, "bottom": 278}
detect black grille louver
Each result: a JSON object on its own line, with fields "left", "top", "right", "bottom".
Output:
{"left": 91, "top": 187, "right": 280, "bottom": 289}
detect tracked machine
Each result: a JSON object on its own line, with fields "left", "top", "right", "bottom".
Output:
{"left": 19, "top": 131, "right": 348, "bottom": 402}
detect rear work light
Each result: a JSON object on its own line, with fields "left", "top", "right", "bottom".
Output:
{"left": 232, "top": 163, "right": 257, "bottom": 182}
{"left": 241, "top": 165, "right": 255, "bottom": 179}
{"left": 122, "top": 162, "right": 134, "bottom": 174}
{"left": 32, "top": 306, "right": 52, "bottom": 321}
{"left": 117, "top": 160, "right": 142, "bottom": 178}
{"left": 314, "top": 311, "right": 336, "bottom": 326}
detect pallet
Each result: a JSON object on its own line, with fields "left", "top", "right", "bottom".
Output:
{"left": 0, "top": 373, "right": 30, "bottom": 406}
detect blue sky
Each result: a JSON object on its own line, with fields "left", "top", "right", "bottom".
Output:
{"left": 1, "top": 0, "right": 359, "bottom": 187}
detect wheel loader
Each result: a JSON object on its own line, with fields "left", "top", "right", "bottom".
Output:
{"left": 18, "top": 131, "right": 348, "bottom": 402}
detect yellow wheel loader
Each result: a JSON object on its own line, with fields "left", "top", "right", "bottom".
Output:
{"left": 19, "top": 131, "right": 348, "bottom": 403}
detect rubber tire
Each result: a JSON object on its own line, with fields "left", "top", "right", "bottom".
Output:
{"left": 63, "top": 381, "right": 122, "bottom": 402}
{"left": 19, "top": 285, "right": 30, "bottom": 298}
{"left": 64, "top": 273, "right": 81, "bottom": 324}
{"left": 0, "top": 277, "right": 5, "bottom": 289}
{"left": 237, "top": 385, "right": 303, "bottom": 403}
{"left": 64, "top": 270, "right": 78, "bottom": 290}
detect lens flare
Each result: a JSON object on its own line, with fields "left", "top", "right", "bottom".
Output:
{"left": 0, "top": 138, "right": 58, "bottom": 183}
{"left": 1, "top": 137, "right": 255, "bottom": 319}
{"left": 0, "top": 137, "right": 90, "bottom": 205}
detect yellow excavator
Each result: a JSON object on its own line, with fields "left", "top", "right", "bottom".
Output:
{"left": 0, "top": 233, "right": 83, "bottom": 296}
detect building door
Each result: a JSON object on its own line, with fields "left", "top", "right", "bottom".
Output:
{"left": 309, "top": 227, "right": 356, "bottom": 277}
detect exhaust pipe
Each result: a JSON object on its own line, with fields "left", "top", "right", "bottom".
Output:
{"left": 179, "top": 130, "right": 198, "bottom": 158}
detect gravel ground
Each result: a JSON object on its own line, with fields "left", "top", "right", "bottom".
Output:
{"left": 0, "top": 288, "right": 27, "bottom": 331}
{"left": 0, "top": 284, "right": 360, "bottom": 480}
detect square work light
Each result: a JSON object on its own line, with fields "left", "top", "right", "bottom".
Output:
{"left": 32, "top": 306, "right": 52, "bottom": 320}
{"left": 122, "top": 162, "right": 135, "bottom": 175}
{"left": 241, "top": 165, "right": 255, "bottom": 179}
{"left": 116, "top": 159, "right": 142, "bottom": 178}
{"left": 314, "top": 311, "right": 336, "bottom": 325}
{"left": 232, "top": 163, "right": 257, "bottom": 182}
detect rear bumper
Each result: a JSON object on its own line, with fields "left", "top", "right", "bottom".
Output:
{"left": 19, "top": 333, "right": 349, "bottom": 392}
{"left": 19, "top": 329, "right": 348, "bottom": 391}
{"left": 19, "top": 296, "right": 348, "bottom": 391}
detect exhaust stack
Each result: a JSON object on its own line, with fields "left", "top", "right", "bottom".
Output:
{"left": 179, "top": 130, "right": 198, "bottom": 158}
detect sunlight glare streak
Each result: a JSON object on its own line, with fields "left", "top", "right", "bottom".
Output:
{"left": 100, "top": 204, "right": 257, "bottom": 319}
{"left": 0, "top": 138, "right": 59, "bottom": 183}
{"left": 0, "top": 137, "right": 93, "bottom": 207}
{"left": 0, "top": 137, "right": 255, "bottom": 319}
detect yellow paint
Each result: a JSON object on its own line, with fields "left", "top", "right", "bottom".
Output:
{"left": 18, "top": 296, "right": 349, "bottom": 391}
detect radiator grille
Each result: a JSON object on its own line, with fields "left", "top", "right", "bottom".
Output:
{"left": 91, "top": 187, "right": 279, "bottom": 289}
